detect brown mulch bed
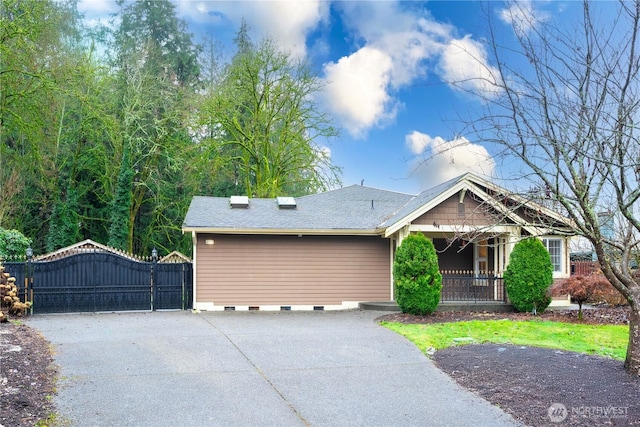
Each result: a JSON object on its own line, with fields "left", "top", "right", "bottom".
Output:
{"left": 378, "top": 306, "right": 640, "bottom": 426}
{"left": 0, "top": 320, "right": 56, "bottom": 427}
{"left": 377, "top": 306, "right": 632, "bottom": 326}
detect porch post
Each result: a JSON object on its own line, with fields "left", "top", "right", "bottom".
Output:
{"left": 503, "top": 229, "right": 519, "bottom": 268}
{"left": 494, "top": 238, "right": 500, "bottom": 274}
{"left": 494, "top": 237, "right": 505, "bottom": 301}
{"left": 396, "top": 224, "right": 410, "bottom": 247}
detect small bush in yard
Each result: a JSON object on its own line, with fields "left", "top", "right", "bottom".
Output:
{"left": 504, "top": 238, "right": 553, "bottom": 314}
{"left": 0, "top": 228, "right": 31, "bottom": 260}
{"left": 394, "top": 233, "right": 442, "bottom": 315}
{"left": 551, "top": 269, "right": 627, "bottom": 320}
{"left": 551, "top": 275, "right": 604, "bottom": 321}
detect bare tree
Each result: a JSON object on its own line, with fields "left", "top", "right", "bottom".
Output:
{"left": 457, "top": 1, "right": 640, "bottom": 375}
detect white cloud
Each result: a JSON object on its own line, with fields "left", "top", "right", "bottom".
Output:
{"left": 498, "top": 0, "right": 548, "bottom": 37}
{"left": 77, "top": 0, "right": 119, "bottom": 29}
{"left": 406, "top": 130, "right": 431, "bottom": 155}
{"left": 174, "top": 0, "right": 501, "bottom": 138}
{"left": 406, "top": 132, "right": 496, "bottom": 189}
{"left": 338, "top": 2, "right": 451, "bottom": 87}
{"left": 175, "top": 0, "right": 328, "bottom": 58}
{"left": 321, "top": 47, "right": 396, "bottom": 138}
{"left": 321, "top": 2, "right": 452, "bottom": 137}
{"left": 437, "top": 35, "right": 502, "bottom": 99}
{"left": 78, "top": 0, "right": 118, "bottom": 15}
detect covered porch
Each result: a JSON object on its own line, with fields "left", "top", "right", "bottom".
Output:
{"left": 391, "top": 229, "right": 515, "bottom": 304}
{"left": 433, "top": 236, "right": 509, "bottom": 303}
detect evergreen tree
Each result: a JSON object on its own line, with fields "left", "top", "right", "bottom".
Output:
{"left": 108, "top": 148, "right": 133, "bottom": 250}
{"left": 46, "top": 183, "right": 81, "bottom": 252}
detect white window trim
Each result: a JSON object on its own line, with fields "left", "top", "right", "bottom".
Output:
{"left": 541, "top": 236, "right": 567, "bottom": 278}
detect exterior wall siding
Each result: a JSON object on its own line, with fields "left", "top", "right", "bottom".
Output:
{"left": 412, "top": 195, "right": 500, "bottom": 226}
{"left": 196, "top": 234, "right": 391, "bottom": 306}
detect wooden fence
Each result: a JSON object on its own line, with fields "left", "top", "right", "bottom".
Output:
{"left": 570, "top": 260, "right": 599, "bottom": 276}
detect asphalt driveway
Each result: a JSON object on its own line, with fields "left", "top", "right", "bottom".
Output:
{"left": 28, "top": 310, "right": 521, "bottom": 427}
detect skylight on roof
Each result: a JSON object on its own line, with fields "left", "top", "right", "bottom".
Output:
{"left": 229, "top": 196, "right": 249, "bottom": 208}
{"left": 276, "top": 196, "right": 296, "bottom": 209}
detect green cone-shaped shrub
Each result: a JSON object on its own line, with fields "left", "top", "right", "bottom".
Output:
{"left": 394, "top": 233, "right": 442, "bottom": 315}
{"left": 504, "top": 238, "right": 553, "bottom": 314}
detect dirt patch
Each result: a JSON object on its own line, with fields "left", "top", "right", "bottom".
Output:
{"left": 0, "top": 322, "right": 56, "bottom": 427}
{"left": 378, "top": 306, "right": 640, "bottom": 426}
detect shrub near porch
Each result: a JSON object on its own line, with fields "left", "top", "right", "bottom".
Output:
{"left": 394, "top": 233, "right": 442, "bottom": 315}
{"left": 504, "top": 238, "right": 553, "bottom": 314}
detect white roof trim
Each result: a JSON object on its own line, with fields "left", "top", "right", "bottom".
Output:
{"left": 384, "top": 180, "right": 470, "bottom": 237}
{"left": 384, "top": 174, "right": 573, "bottom": 238}
{"left": 468, "top": 183, "right": 574, "bottom": 235}
{"left": 185, "top": 227, "right": 385, "bottom": 236}
{"left": 468, "top": 174, "right": 573, "bottom": 227}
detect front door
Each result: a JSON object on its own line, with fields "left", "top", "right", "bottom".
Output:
{"left": 474, "top": 239, "right": 489, "bottom": 275}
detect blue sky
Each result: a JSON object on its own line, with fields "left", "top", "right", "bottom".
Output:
{"left": 79, "top": 0, "right": 578, "bottom": 195}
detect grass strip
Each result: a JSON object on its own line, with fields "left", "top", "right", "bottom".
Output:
{"left": 381, "top": 319, "right": 628, "bottom": 360}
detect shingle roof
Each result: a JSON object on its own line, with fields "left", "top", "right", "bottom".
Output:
{"left": 182, "top": 172, "right": 571, "bottom": 235}
{"left": 182, "top": 184, "right": 414, "bottom": 233}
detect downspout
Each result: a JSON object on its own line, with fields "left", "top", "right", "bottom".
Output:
{"left": 564, "top": 237, "right": 570, "bottom": 277}
{"left": 389, "top": 237, "right": 395, "bottom": 301}
{"left": 192, "top": 231, "right": 197, "bottom": 309}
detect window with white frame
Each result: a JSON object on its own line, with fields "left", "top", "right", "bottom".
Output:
{"left": 542, "top": 238, "right": 563, "bottom": 273}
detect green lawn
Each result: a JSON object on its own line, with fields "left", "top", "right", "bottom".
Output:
{"left": 381, "top": 319, "right": 629, "bottom": 360}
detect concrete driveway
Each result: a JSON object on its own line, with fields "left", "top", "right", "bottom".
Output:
{"left": 28, "top": 310, "right": 521, "bottom": 427}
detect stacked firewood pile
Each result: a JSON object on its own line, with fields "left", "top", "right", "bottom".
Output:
{"left": 0, "top": 263, "right": 30, "bottom": 322}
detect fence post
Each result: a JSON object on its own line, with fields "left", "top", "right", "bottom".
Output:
{"left": 151, "top": 248, "right": 158, "bottom": 311}
{"left": 181, "top": 262, "right": 186, "bottom": 310}
{"left": 26, "top": 247, "right": 33, "bottom": 315}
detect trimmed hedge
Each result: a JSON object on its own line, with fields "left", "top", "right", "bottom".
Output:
{"left": 504, "top": 238, "right": 553, "bottom": 314}
{"left": 393, "top": 233, "right": 442, "bottom": 315}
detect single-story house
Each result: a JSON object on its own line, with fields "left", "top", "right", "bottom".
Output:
{"left": 182, "top": 173, "right": 574, "bottom": 311}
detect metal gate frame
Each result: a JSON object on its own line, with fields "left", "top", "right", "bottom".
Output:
{"left": 5, "top": 251, "right": 192, "bottom": 314}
